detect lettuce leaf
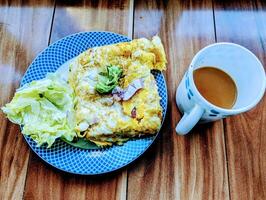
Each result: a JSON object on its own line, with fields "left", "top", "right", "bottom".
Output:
{"left": 95, "top": 65, "right": 122, "bottom": 94}
{"left": 1, "top": 73, "right": 76, "bottom": 147}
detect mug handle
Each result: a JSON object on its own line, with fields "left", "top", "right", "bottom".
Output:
{"left": 175, "top": 104, "right": 204, "bottom": 135}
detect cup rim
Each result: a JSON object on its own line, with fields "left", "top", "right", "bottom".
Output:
{"left": 188, "top": 42, "right": 266, "bottom": 114}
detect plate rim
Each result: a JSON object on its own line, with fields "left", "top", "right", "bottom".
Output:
{"left": 20, "top": 31, "right": 168, "bottom": 175}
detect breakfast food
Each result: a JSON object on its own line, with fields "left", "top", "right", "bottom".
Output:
{"left": 1, "top": 74, "right": 76, "bottom": 147}
{"left": 1, "top": 35, "right": 167, "bottom": 148}
{"left": 69, "top": 36, "right": 167, "bottom": 146}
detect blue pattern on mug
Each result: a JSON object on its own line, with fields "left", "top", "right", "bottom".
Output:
{"left": 210, "top": 109, "right": 220, "bottom": 114}
{"left": 185, "top": 78, "right": 189, "bottom": 89}
{"left": 188, "top": 89, "right": 194, "bottom": 96}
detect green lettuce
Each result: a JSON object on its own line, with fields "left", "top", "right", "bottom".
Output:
{"left": 1, "top": 73, "right": 76, "bottom": 147}
{"left": 95, "top": 65, "right": 122, "bottom": 94}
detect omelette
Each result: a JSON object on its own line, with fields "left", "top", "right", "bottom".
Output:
{"left": 68, "top": 36, "right": 167, "bottom": 147}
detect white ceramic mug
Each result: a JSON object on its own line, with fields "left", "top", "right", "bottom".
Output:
{"left": 175, "top": 43, "right": 266, "bottom": 135}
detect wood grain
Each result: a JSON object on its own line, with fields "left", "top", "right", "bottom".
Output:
{"left": 213, "top": 0, "right": 266, "bottom": 199}
{"left": 127, "top": 0, "right": 229, "bottom": 199}
{"left": 51, "top": 0, "right": 134, "bottom": 41}
{"left": 24, "top": 154, "right": 127, "bottom": 200}
{"left": 0, "top": 0, "right": 55, "bottom": 199}
{"left": 23, "top": 0, "right": 134, "bottom": 200}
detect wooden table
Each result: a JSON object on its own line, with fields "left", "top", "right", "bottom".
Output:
{"left": 0, "top": 0, "right": 265, "bottom": 199}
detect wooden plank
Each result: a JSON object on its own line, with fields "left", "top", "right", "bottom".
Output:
{"left": 50, "top": 0, "right": 134, "bottom": 41}
{"left": 127, "top": 0, "right": 230, "bottom": 199}
{"left": 24, "top": 154, "right": 127, "bottom": 200}
{"left": 213, "top": 0, "right": 266, "bottom": 199}
{"left": 23, "top": 0, "right": 134, "bottom": 199}
{"left": 0, "top": 0, "right": 55, "bottom": 199}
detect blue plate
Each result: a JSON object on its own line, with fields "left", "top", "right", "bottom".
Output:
{"left": 20, "top": 32, "right": 168, "bottom": 175}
